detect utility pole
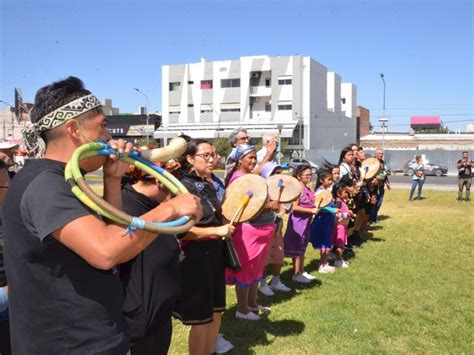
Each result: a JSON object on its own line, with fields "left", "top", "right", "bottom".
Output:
{"left": 134, "top": 88, "right": 150, "bottom": 144}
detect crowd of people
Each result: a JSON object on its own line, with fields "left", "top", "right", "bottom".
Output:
{"left": 0, "top": 76, "right": 470, "bottom": 355}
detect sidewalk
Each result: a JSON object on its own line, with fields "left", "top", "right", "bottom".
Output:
{"left": 389, "top": 183, "right": 458, "bottom": 192}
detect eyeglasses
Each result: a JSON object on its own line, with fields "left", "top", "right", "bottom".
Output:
{"left": 237, "top": 136, "right": 250, "bottom": 141}
{"left": 194, "top": 153, "right": 216, "bottom": 161}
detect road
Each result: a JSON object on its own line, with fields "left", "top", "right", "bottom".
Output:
{"left": 88, "top": 171, "right": 461, "bottom": 192}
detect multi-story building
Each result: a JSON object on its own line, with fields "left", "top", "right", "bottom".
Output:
{"left": 156, "top": 55, "right": 357, "bottom": 160}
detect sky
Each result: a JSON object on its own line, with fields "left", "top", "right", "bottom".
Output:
{"left": 1, "top": 0, "right": 473, "bottom": 131}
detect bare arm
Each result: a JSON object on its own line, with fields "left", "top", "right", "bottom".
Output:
{"left": 51, "top": 193, "right": 202, "bottom": 270}
{"left": 291, "top": 199, "right": 318, "bottom": 214}
{"left": 182, "top": 224, "right": 234, "bottom": 240}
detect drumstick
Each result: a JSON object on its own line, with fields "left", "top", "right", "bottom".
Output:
{"left": 229, "top": 190, "right": 253, "bottom": 226}
{"left": 316, "top": 195, "right": 324, "bottom": 209}
{"left": 276, "top": 179, "right": 284, "bottom": 202}
{"left": 361, "top": 166, "right": 369, "bottom": 182}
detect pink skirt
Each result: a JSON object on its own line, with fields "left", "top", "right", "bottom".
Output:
{"left": 225, "top": 222, "right": 275, "bottom": 286}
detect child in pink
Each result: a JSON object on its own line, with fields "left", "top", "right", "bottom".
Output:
{"left": 332, "top": 183, "right": 353, "bottom": 268}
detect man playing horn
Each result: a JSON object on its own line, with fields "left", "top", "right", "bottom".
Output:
{"left": 3, "top": 77, "right": 202, "bottom": 354}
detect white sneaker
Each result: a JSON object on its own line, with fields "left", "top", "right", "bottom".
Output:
{"left": 270, "top": 280, "right": 291, "bottom": 292}
{"left": 258, "top": 283, "right": 275, "bottom": 296}
{"left": 292, "top": 274, "right": 311, "bottom": 284}
{"left": 334, "top": 260, "right": 349, "bottom": 268}
{"left": 318, "top": 264, "right": 336, "bottom": 274}
{"left": 216, "top": 333, "right": 234, "bottom": 354}
{"left": 302, "top": 272, "right": 316, "bottom": 280}
{"left": 235, "top": 310, "right": 260, "bottom": 320}
{"left": 249, "top": 305, "right": 272, "bottom": 314}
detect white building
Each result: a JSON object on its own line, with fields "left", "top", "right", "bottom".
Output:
{"left": 157, "top": 55, "right": 357, "bottom": 159}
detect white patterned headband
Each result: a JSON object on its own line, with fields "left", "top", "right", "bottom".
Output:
{"left": 22, "top": 94, "right": 102, "bottom": 157}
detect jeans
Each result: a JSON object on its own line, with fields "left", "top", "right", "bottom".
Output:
{"left": 369, "top": 187, "right": 384, "bottom": 222}
{"left": 458, "top": 178, "right": 471, "bottom": 200}
{"left": 409, "top": 179, "right": 424, "bottom": 200}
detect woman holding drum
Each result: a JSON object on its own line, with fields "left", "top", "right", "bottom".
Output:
{"left": 172, "top": 139, "right": 235, "bottom": 355}
{"left": 224, "top": 144, "right": 275, "bottom": 321}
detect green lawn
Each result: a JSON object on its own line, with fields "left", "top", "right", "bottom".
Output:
{"left": 168, "top": 190, "right": 473, "bottom": 354}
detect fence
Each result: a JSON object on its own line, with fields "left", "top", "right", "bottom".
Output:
{"left": 301, "top": 149, "right": 469, "bottom": 175}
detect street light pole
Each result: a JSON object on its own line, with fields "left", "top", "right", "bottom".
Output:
{"left": 379, "top": 73, "right": 387, "bottom": 150}
{"left": 207, "top": 104, "right": 221, "bottom": 138}
{"left": 134, "top": 88, "right": 150, "bottom": 144}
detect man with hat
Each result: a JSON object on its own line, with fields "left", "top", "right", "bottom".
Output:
{"left": 3, "top": 76, "right": 202, "bottom": 354}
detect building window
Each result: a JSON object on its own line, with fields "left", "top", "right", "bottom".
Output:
{"left": 188, "top": 81, "right": 194, "bottom": 85}
{"left": 278, "top": 78, "right": 292, "bottom": 85}
{"left": 169, "top": 82, "right": 181, "bottom": 91}
{"left": 278, "top": 104, "right": 292, "bottom": 111}
{"left": 169, "top": 111, "right": 180, "bottom": 115}
{"left": 221, "top": 108, "right": 240, "bottom": 112}
{"left": 341, "top": 98, "right": 346, "bottom": 104}
{"left": 221, "top": 78, "right": 240, "bottom": 88}
{"left": 265, "top": 103, "right": 271, "bottom": 112}
{"left": 188, "top": 104, "right": 194, "bottom": 107}
{"left": 201, "top": 80, "right": 213, "bottom": 89}
{"left": 200, "top": 109, "right": 213, "bottom": 113}
{"left": 265, "top": 78, "right": 271, "bottom": 87}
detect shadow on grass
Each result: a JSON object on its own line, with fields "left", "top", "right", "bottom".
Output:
{"left": 220, "top": 308, "right": 305, "bottom": 354}
{"left": 377, "top": 215, "right": 390, "bottom": 221}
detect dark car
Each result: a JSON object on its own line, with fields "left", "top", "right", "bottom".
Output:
{"left": 403, "top": 160, "right": 448, "bottom": 177}
{"left": 288, "top": 158, "right": 320, "bottom": 174}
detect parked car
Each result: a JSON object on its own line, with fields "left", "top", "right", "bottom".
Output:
{"left": 403, "top": 160, "right": 448, "bottom": 177}
{"left": 288, "top": 158, "right": 320, "bottom": 174}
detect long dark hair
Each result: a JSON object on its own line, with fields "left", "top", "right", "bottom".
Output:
{"left": 293, "top": 164, "right": 311, "bottom": 180}
{"left": 338, "top": 146, "right": 352, "bottom": 165}
{"left": 177, "top": 138, "right": 210, "bottom": 173}
{"left": 316, "top": 171, "right": 332, "bottom": 190}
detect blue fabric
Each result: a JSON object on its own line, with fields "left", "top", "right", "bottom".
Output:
{"left": 409, "top": 180, "right": 424, "bottom": 200}
{"left": 0, "top": 287, "right": 8, "bottom": 314}
{"left": 310, "top": 202, "right": 336, "bottom": 249}
{"left": 369, "top": 187, "right": 385, "bottom": 222}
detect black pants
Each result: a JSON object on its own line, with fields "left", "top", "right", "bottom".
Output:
{"left": 130, "top": 318, "right": 172, "bottom": 355}
{"left": 0, "top": 318, "right": 11, "bottom": 355}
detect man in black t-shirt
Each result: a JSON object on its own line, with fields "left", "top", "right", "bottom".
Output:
{"left": 120, "top": 171, "right": 181, "bottom": 355}
{"left": 457, "top": 151, "right": 472, "bottom": 202}
{"left": 3, "top": 77, "right": 201, "bottom": 354}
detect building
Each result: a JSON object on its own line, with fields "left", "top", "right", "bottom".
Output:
{"left": 361, "top": 132, "right": 474, "bottom": 150}
{"left": 410, "top": 116, "right": 442, "bottom": 132}
{"left": 356, "top": 105, "right": 371, "bottom": 142}
{"left": 157, "top": 55, "right": 357, "bottom": 160}
{"left": 106, "top": 114, "right": 161, "bottom": 145}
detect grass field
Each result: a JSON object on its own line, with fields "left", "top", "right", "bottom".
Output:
{"left": 166, "top": 190, "right": 473, "bottom": 354}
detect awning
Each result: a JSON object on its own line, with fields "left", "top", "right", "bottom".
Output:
{"left": 153, "top": 121, "right": 299, "bottom": 139}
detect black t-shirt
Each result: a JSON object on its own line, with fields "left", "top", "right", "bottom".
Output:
{"left": 120, "top": 185, "right": 181, "bottom": 338}
{"left": 181, "top": 172, "right": 223, "bottom": 228}
{"left": 3, "top": 159, "right": 129, "bottom": 355}
{"left": 457, "top": 159, "right": 472, "bottom": 178}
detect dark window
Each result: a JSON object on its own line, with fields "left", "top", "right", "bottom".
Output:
{"left": 341, "top": 98, "right": 346, "bottom": 104}
{"left": 278, "top": 104, "right": 292, "bottom": 111}
{"left": 201, "top": 80, "right": 213, "bottom": 89}
{"left": 278, "top": 79, "right": 292, "bottom": 85}
{"left": 169, "top": 82, "right": 181, "bottom": 91}
{"left": 221, "top": 78, "right": 241, "bottom": 88}
{"left": 169, "top": 111, "right": 180, "bottom": 115}
{"left": 187, "top": 81, "right": 194, "bottom": 85}
{"left": 221, "top": 108, "right": 240, "bottom": 112}
{"left": 265, "top": 78, "right": 271, "bottom": 87}
{"left": 265, "top": 103, "right": 271, "bottom": 112}
{"left": 250, "top": 77, "right": 260, "bottom": 86}
{"left": 188, "top": 104, "right": 194, "bottom": 107}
